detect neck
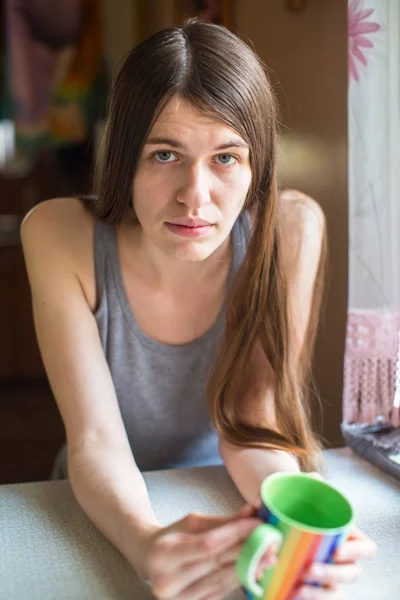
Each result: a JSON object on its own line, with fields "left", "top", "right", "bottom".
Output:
{"left": 122, "top": 223, "right": 232, "bottom": 293}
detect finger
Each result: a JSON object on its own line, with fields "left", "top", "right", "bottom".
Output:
{"left": 347, "top": 525, "right": 367, "bottom": 540}
{"left": 184, "top": 516, "right": 262, "bottom": 563}
{"left": 178, "top": 562, "right": 239, "bottom": 600}
{"left": 151, "top": 516, "right": 261, "bottom": 575}
{"left": 334, "top": 536, "right": 377, "bottom": 563}
{"left": 306, "top": 562, "right": 362, "bottom": 585}
{"left": 235, "top": 503, "right": 259, "bottom": 518}
{"left": 167, "top": 516, "right": 261, "bottom": 569}
{"left": 307, "top": 471, "right": 324, "bottom": 481}
{"left": 255, "top": 544, "right": 279, "bottom": 580}
{"left": 296, "top": 584, "right": 343, "bottom": 600}
{"left": 179, "top": 507, "right": 257, "bottom": 534}
{"left": 154, "top": 539, "right": 245, "bottom": 598}
{"left": 175, "top": 537, "right": 278, "bottom": 594}
{"left": 253, "top": 494, "right": 262, "bottom": 510}
{"left": 199, "top": 517, "right": 262, "bottom": 556}
{"left": 183, "top": 536, "right": 278, "bottom": 576}
{"left": 180, "top": 512, "right": 241, "bottom": 534}
{"left": 210, "top": 539, "right": 245, "bottom": 566}
{"left": 154, "top": 557, "right": 219, "bottom": 598}
{"left": 344, "top": 525, "right": 376, "bottom": 545}
{"left": 164, "top": 544, "right": 245, "bottom": 598}
{"left": 164, "top": 512, "right": 245, "bottom": 547}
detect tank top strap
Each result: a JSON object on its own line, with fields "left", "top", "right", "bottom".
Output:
{"left": 229, "top": 210, "right": 252, "bottom": 285}
{"left": 75, "top": 196, "right": 120, "bottom": 310}
{"left": 93, "top": 217, "right": 119, "bottom": 312}
{"left": 241, "top": 210, "right": 252, "bottom": 241}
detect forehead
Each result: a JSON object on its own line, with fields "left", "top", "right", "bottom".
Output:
{"left": 148, "top": 95, "right": 245, "bottom": 143}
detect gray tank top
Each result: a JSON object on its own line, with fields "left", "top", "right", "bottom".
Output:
{"left": 53, "top": 210, "right": 251, "bottom": 477}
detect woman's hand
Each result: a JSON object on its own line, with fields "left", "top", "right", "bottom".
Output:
{"left": 144, "top": 504, "right": 268, "bottom": 600}
{"left": 295, "top": 526, "right": 377, "bottom": 599}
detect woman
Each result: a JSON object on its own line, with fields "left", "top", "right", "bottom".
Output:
{"left": 21, "top": 19, "right": 375, "bottom": 600}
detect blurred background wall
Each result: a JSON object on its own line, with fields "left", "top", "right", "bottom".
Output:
{"left": 0, "top": 0, "right": 348, "bottom": 483}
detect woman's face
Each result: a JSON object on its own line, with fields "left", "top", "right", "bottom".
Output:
{"left": 132, "top": 95, "right": 252, "bottom": 262}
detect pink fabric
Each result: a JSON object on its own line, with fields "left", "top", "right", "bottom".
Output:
{"left": 343, "top": 310, "right": 400, "bottom": 426}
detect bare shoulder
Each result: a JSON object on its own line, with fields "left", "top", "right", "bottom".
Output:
{"left": 278, "top": 189, "right": 326, "bottom": 272}
{"left": 21, "top": 197, "right": 96, "bottom": 307}
{"left": 278, "top": 188, "right": 325, "bottom": 235}
{"left": 21, "top": 196, "right": 93, "bottom": 245}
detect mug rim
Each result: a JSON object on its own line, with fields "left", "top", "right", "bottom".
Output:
{"left": 260, "top": 472, "right": 354, "bottom": 534}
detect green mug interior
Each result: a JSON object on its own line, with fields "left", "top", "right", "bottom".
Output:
{"left": 261, "top": 473, "right": 353, "bottom": 531}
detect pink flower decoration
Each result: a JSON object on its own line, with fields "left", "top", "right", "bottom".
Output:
{"left": 348, "top": 0, "right": 380, "bottom": 83}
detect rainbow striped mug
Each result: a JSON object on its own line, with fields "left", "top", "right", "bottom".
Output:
{"left": 236, "top": 472, "right": 354, "bottom": 600}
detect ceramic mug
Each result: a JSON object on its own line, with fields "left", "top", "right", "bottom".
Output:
{"left": 236, "top": 472, "right": 354, "bottom": 600}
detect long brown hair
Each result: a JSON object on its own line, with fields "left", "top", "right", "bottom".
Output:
{"left": 92, "top": 19, "right": 325, "bottom": 470}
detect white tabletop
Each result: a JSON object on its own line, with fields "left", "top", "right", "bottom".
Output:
{"left": 0, "top": 447, "right": 399, "bottom": 600}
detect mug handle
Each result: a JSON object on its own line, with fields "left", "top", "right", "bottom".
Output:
{"left": 236, "top": 524, "right": 283, "bottom": 597}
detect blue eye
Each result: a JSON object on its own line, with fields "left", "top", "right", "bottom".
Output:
{"left": 153, "top": 151, "right": 176, "bottom": 163}
{"left": 215, "top": 154, "right": 236, "bottom": 166}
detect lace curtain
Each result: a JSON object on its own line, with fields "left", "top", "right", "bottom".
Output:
{"left": 344, "top": 0, "right": 400, "bottom": 426}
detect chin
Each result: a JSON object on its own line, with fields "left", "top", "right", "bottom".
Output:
{"left": 172, "top": 245, "right": 215, "bottom": 262}
{"left": 165, "top": 239, "right": 218, "bottom": 262}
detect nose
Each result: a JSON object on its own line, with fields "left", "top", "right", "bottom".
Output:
{"left": 176, "top": 163, "right": 211, "bottom": 209}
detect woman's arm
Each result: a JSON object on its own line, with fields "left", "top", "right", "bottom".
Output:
{"left": 220, "top": 191, "right": 326, "bottom": 503}
{"left": 21, "top": 199, "right": 160, "bottom": 578}
{"left": 220, "top": 441, "right": 300, "bottom": 504}
{"left": 21, "top": 199, "right": 273, "bottom": 598}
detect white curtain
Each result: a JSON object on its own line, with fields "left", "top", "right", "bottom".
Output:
{"left": 344, "top": 0, "right": 400, "bottom": 426}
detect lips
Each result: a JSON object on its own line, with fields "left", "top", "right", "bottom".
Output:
{"left": 167, "top": 218, "right": 213, "bottom": 227}
{"left": 165, "top": 220, "right": 214, "bottom": 238}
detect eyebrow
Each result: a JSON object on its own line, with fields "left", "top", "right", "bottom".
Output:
{"left": 144, "top": 137, "right": 249, "bottom": 151}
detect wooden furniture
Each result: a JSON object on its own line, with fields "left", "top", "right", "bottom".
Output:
{"left": 0, "top": 156, "right": 73, "bottom": 485}
{"left": 0, "top": 241, "right": 44, "bottom": 379}
{"left": 0, "top": 380, "right": 65, "bottom": 485}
